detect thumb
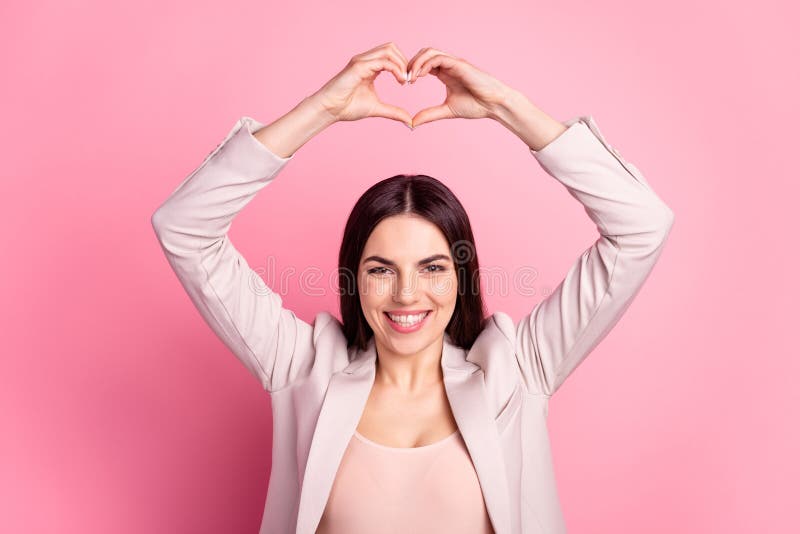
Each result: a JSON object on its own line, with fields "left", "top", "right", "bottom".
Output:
{"left": 412, "top": 104, "right": 453, "bottom": 128}
{"left": 371, "top": 102, "right": 413, "bottom": 128}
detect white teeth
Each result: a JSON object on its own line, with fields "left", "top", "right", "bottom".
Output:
{"left": 387, "top": 311, "right": 428, "bottom": 325}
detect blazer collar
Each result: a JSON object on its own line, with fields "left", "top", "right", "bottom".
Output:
{"left": 295, "top": 333, "right": 512, "bottom": 534}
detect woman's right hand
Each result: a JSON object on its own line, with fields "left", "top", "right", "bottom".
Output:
{"left": 308, "top": 42, "right": 413, "bottom": 128}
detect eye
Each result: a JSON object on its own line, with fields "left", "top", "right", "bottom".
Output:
{"left": 367, "top": 265, "right": 447, "bottom": 275}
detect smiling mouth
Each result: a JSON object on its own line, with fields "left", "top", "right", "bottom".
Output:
{"left": 384, "top": 310, "right": 431, "bottom": 320}
{"left": 383, "top": 310, "right": 431, "bottom": 330}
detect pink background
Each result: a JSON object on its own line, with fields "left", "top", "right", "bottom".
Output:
{"left": 3, "top": 0, "right": 797, "bottom": 532}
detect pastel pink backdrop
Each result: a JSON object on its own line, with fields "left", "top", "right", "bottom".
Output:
{"left": 2, "top": 0, "right": 797, "bottom": 532}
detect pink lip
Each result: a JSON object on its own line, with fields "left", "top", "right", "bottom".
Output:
{"left": 384, "top": 311, "right": 431, "bottom": 334}
{"left": 385, "top": 309, "right": 431, "bottom": 314}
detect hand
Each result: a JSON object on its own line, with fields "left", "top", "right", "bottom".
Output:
{"left": 309, "top": 42, "right": 413, "bottom": 128}
{"left": 406, "top": 48, "right": 515, "bottom": 128}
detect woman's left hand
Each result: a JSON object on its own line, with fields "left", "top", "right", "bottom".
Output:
{"left": 406, "top": 48, "right": 516, "bottom": 127}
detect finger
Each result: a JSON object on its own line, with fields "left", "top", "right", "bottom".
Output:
{"left": 416, "top": 54, "right": 460, "bottom": 81}
{"left": 408, "top": 48, "right": 452, "bottom": 82}
{"left": 371, "top": 101, "right": 413, "bottom": 128}
{"left": 360, "top": 49, "right": 409, "bottom": 84}
{"left": 412, "top": 104, "right": 454, "bottom": 128}
{"left": 405, "top": 47, "right": 431, "bottom": 74}
{"left": 362, "top": 48, "right": 406, "bottom": 73}
{"left": 357, "top": 41, "right": 396, "bottom": 57}
{"left": 384, "top": 49, "right": 410, "bottom": 82}
{"left": 387, "top": 42, "right": 410, "bottom": 69}
{"left": 359, "top": 43, "right": 409, "bottom": 77}
{"left": 407, "top": 48, "right": 437, "bottom": 80}
{"left": 407, "top": 47, "right": 444, "bottom": 73}
{"left": 361, "top": 57, "right": 408, "bottom": 85}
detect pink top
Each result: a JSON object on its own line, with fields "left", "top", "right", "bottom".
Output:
{"left": 316, "top": 429, "right": 495, "bottom": 533}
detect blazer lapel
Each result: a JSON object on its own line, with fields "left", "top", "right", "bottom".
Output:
{"left": 294, "top": 339, "right": 377, "bottom": 534}
{"left": 441, "top": 336, "right": 512, "bottom": 534}
{"left": 295, "top": 334, "right": 512, "bottom": 534}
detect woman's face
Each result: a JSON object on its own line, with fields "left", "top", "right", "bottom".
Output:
{"left": 358, "top": 214, "right": 459, "bottom": 357}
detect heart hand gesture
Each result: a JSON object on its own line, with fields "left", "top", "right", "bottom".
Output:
{"left": 311, "top": 42, "right": 414, "bottom": 128}
{"left": 308, "top": 43, "right": 516, "bottom": 130}
{"left": 406, "top": 47, "right": 514, "bottom": 128}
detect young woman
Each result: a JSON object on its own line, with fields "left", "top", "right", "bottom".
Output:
{"left": 152, "top": 42, "right": 674, "bottom": 534}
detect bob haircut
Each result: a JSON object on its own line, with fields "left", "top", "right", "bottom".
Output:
{"left": 338, "top": 174, "right": 488, "bottom": 353}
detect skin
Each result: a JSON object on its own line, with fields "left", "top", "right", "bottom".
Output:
{"left": 357, "top": 214, "right": 459, "bottom": 394}
{"left": 252, "top": 42, "right": 568, "bottom": 435}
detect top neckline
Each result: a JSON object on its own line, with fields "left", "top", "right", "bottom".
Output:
{"left": 353, "top": 429, "right": 460, "bottom": 452}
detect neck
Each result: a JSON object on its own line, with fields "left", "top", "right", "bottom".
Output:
{"left": 374, "top": 335, "right": 445, "bottom": 394}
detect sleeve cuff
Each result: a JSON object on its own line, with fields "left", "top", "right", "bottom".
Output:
{"left": 528, "top": 115, "right": 651, "bottom": 186}
{"left": 207, "top": 116, "right": 295, "bottom": 180}
{"left": 528, "top": 118, "right": 585, "bottom": 156}
{"left": 239, "top": 115, "right": 295, "bottom": 165}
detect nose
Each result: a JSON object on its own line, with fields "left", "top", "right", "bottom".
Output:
{"left": 391, "top": 270, "right": 418, "bottom": 303}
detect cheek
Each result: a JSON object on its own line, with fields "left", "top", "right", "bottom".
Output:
{"left": 359, "top": 275, "right": 390, "bottom": 305}
{"left": 362, "top": 277, "right": 385, "bottom": 291}
{"left": 429, "top": 273, "right": 458, "bottom": 301}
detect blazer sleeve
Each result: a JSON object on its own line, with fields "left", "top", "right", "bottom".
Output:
{"left": 512, "top": 115, "right": 675, "bottom": 397}
{"left": 150, "top": 116, "right": 319, "bottom": 393}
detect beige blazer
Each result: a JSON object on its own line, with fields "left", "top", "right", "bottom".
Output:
{"left": 151, "top": 113, "right": 674, "bottom": 534}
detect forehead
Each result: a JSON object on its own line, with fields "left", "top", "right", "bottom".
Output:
{"left": 362, "top": 215, "right": 450, "bottom": 257}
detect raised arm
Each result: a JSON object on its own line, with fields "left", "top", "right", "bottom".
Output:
{"left": 403, "top": 49, "right": 674, "bottom": 396}
{"left": 150, "top": 99, "right": 332, "bottom": 392}
{"left": 495, "top": 95, "right": 675, "bottom": 397}
{"left": 150, "top": 43, "right": 415, "bottom": 392}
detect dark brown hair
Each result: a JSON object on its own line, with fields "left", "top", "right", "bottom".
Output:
{"left": 338, "top": 174, "right": 488, "bottom": 352}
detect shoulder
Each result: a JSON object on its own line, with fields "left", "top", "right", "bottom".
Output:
{"left": 311, "top": 311, "right": 343, "bottom": 341}
{"left": 485, "top": 311, "right": 516, "bottom": 346}
{"left": 466, "top": 311, "right": 517, "bottom": 368}
{"left": 470, "top": 312, "right": 525, "bottom": 405}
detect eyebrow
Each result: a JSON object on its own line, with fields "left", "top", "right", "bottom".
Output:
{"left": 362, "top": 254, "right": 452, "bottom": 267}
